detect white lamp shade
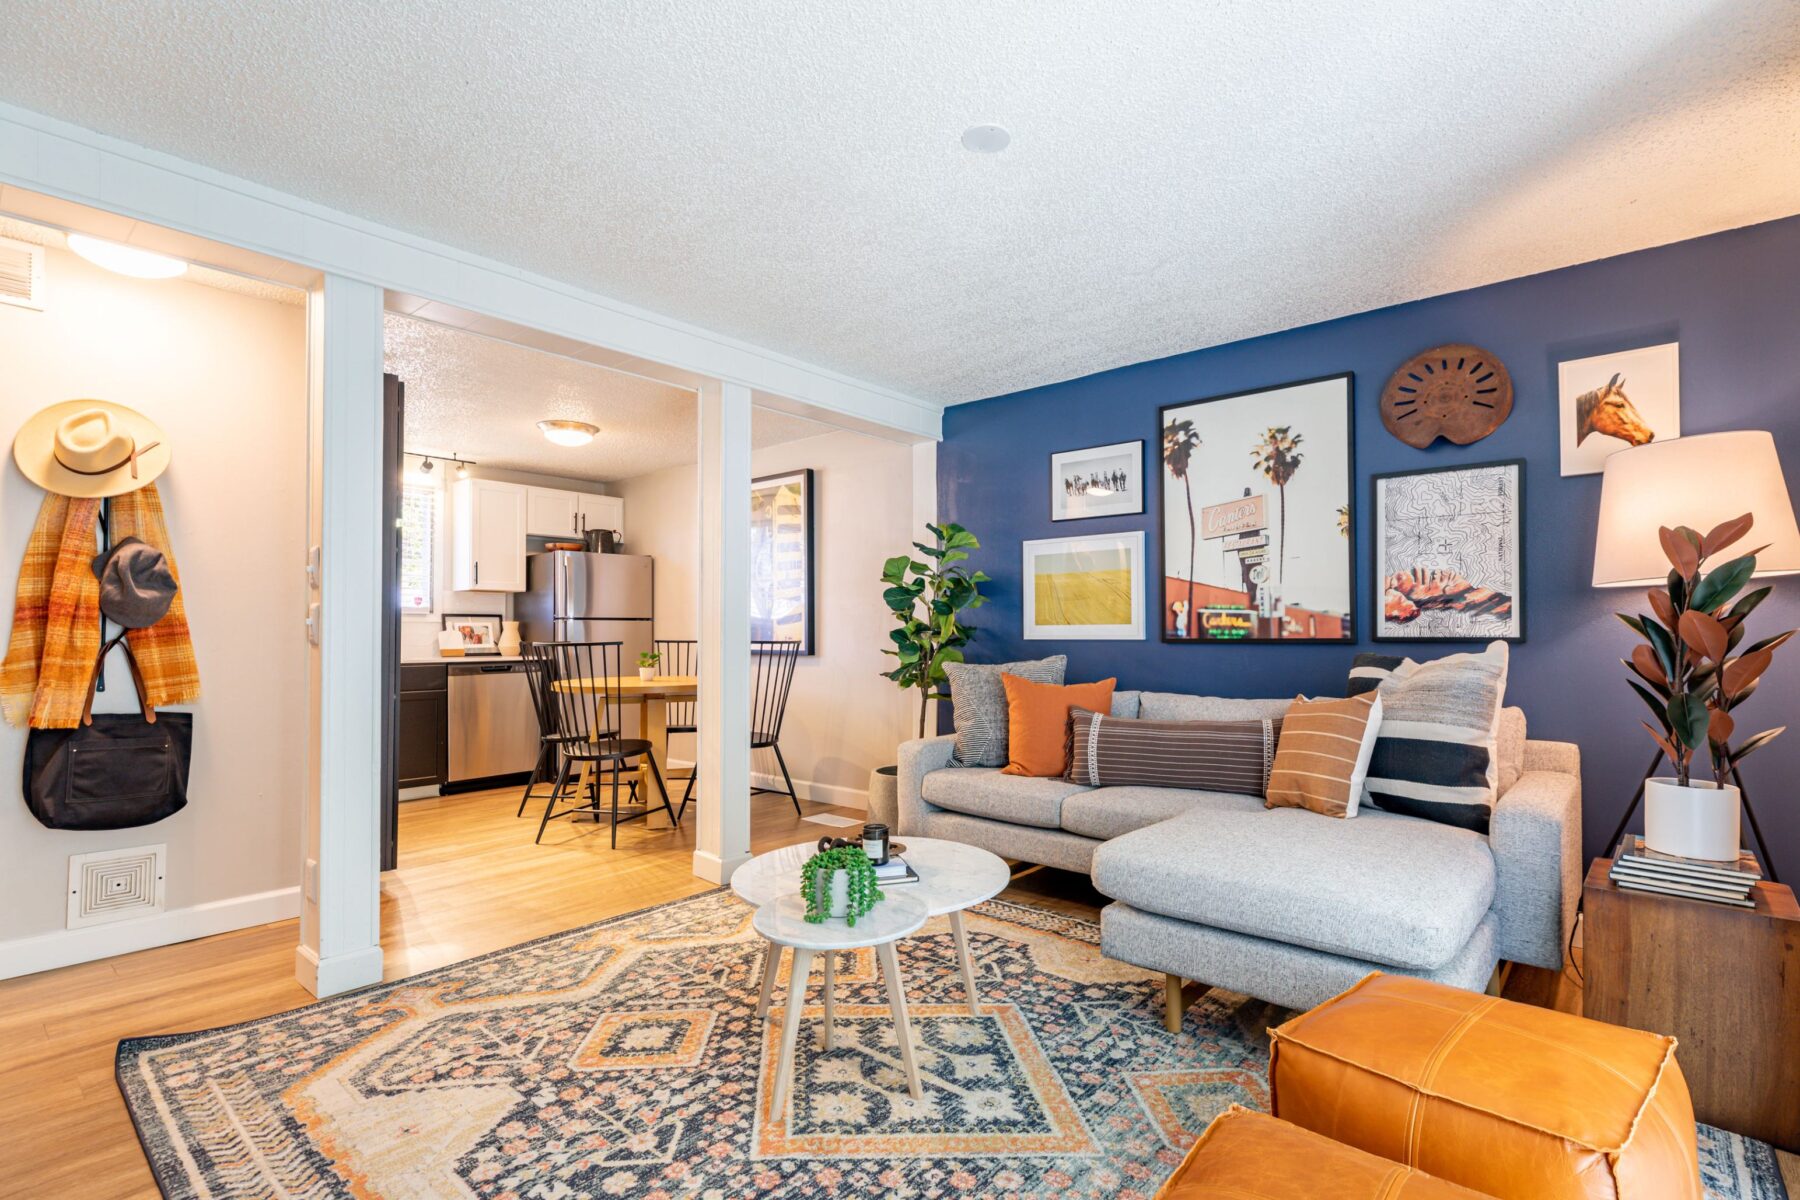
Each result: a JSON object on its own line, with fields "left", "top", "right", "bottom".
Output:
{"left": 1593, "top": 431, "right": 1800, "bottom": 587}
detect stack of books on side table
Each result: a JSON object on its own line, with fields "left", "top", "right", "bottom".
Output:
{"left": 872, "top": 856, "right": 920, "bottom": 887}
{"left": 1609, "top": 836, "right": 1763, "bottom": 907}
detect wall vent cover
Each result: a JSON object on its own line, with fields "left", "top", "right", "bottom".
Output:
{"left": 67, "top": 844, "right": 166, "bottom": 929}
{"left": 0, "top": 236, "right": 45, "bottom": 311}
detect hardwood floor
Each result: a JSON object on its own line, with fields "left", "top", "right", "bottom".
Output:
{"left": 1, "top": 785, "right": 1790, "bottom": 1197}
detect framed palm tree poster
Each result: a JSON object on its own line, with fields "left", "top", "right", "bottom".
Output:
{"left": 1158, "top": 373, "right": 1355, "bottom": 643}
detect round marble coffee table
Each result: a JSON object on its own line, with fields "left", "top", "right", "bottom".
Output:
{"left": 752, "top": 891, "right": 929, "bottom": 1119}
{"left": 732, "top": 837, "right": 1012, "bottom": 1020}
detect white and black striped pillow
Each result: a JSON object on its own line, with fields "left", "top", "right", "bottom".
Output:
{"left": 1346, "top": 641, "right": 1509, "bottom": 833}
{"left": 944, "top": 656, "right": 1067, "bottom": 767}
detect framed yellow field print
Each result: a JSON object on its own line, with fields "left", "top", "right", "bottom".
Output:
{"left": 1021, "top": 530, "right": 1146, "bottom": 640}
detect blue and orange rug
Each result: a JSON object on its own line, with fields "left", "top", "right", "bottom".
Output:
{"left": 117, "top": 891, "right": 1786, "bottom": 1198}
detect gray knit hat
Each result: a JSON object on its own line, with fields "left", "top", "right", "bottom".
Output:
{"left": 90, "top": 536, "right": 178, "bottom": 629}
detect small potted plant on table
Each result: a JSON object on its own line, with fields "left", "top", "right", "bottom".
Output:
{"left": 637, "top": 649, "right": 660, "bottom": 682}
{"left": 800, "top": 841, "right": 885, "bottom": 926}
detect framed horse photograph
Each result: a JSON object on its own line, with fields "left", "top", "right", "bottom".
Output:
{"left": 1557, "top": 342, "right": 1679, "bottom": 476}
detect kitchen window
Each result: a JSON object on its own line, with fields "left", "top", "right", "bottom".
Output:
{"left": 399, "top": 482, "right": 435, "bottom": 612}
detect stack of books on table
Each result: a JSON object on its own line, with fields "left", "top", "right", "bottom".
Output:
{"left": 1609, "top": 836, "right": 1762, "bottom": 908}
{"left": 872, "top": 856, "right": 920, "bottom": 887}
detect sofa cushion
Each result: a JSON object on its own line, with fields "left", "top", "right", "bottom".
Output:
{"left": 1092, "top": 804, "right": 1495, "bottom": 970}
{"left": 1110, "top": 690, "right": 1141, "bottom": 719}
{"left": 1066, "top": 708, "right": 1281, "bottom": 796}
{"left": 920, "top": 767, "right": 1087, "bottom": 830}
{"left": 1265, "top": 692, "right": 1382, "bottom": 818}
{"left": 945, "top": 655, "right": 1066, "bottom": 767}
{"left": 1139, "top": 692, "right": 1291, "bottom": 722}
{"left": 1000, "top": 674, "right": 1115, "bottom": 777}
{"left": 1060, "top": 785, "right": 1260, "bottom": 841}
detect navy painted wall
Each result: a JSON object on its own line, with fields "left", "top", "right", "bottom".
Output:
{"left": 938, "top": 214, "right": 1800, "bottom": 872}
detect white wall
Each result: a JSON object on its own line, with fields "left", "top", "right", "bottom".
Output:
{"left": 0, "top": 245, "right": 308, "bottom": 975}
{"left": 614, "top": 427, "right": 918, "bottom": 806}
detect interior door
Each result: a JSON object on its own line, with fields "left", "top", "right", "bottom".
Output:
{"left": 380, "top": 373, "right": 404, "bottom": 872}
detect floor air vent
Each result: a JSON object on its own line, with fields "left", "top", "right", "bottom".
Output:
{"left": 0, "top": 236, "right": 45, "bottom": 311}
{"left": 68, "top": 844, "right": 166, "bottom": 928}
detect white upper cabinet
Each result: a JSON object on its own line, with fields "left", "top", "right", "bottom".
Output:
{"left": 451, "top": 478, "right": 527, "bottom": 591}
{"left": 577, "top": 493, "right": 624, "bottom": 541}
{"left": 526, "top": 487, "right": 580, "bottom": 538}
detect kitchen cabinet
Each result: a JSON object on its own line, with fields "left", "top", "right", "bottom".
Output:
{"left": 577, "top": 493, "right": 624, "bottom": 540}
{"left": 524, "top": 485, "right": 625, "bottom": 542}
{"left": 451, "top": 478, "right": 527, "bottom": 591}
{"left": 396, "top": 664, "right": 448, "bottom": 789}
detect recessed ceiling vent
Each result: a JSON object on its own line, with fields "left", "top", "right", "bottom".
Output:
{"left": 67, "top": 844, "right": 166, "bottom": 929}
{"left": 0, "top": 235, "right": 45, "bottom": 310}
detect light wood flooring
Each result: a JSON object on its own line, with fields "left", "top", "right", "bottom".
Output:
{"left": 0, "top": 784, "right": 1790, "bottom": 1197}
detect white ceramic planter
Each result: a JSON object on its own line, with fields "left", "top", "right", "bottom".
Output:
{"left": 639, "top": 667, "right": 656, "bottom": 681}
{"left": 810, "top": 867, "right": 851, "bottom": 919}
{"left": 1644, "top": 777, "right": 1741, "bottom": 862}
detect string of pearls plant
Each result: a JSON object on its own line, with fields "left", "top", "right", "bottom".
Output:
{"left": 800, "top": 843, "right": 885, "bottom": 926}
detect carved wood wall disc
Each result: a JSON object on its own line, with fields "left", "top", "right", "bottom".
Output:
{"left": 1380, "top": 344, "right": 1513, "bottom": 448}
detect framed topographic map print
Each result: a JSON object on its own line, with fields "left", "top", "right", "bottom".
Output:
{"left": 1371, "top": 459, "right": 1524, "bottom": 642}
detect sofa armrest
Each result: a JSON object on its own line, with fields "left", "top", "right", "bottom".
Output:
{"left": 1489, "top": 762, "right": 1582, "bottom": 971}
{"left": 897, "top": 735, "right": 956, "bottom": 835}
{"left": 1523, "top": 737, "right": 1579, "bottom": 776}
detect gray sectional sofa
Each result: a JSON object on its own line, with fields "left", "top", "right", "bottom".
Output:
{"left": 896, "top": 689, "right": 1582, "bottom": 1016}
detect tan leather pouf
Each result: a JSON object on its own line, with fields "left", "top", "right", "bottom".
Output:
{"left": 1269, "top": 974, "right": 1702, "bottom": 1200}
{"left": 1156, "top": 1105, "right": 1496, "bottom": 1199}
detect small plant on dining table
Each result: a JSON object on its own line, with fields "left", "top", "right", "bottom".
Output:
{"left": 800, "top": 842, "right": 884, "bottom": 926}
{"left": 638, "top": 650, "right": 660, "bottom": 670}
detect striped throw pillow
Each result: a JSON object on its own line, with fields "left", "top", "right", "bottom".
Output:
{"left": 1066, "top": 708, "right": 1283, "bottom": 797}
{"left": 1265, "top": 692, "right": 1384, "bottom": 818}
{"left": 1346, "top": 641, "right": 1509, "bottom": 832}
{"left": 945, "top": 656, "right": 1067, "bottom": 767}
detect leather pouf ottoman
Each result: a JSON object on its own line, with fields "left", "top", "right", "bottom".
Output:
{"left": 1269, "top": 974, "right": 1701, "bottom": 1200}
{"left": 1156, "top": 1105, "right": 1496, "bottom": 1199}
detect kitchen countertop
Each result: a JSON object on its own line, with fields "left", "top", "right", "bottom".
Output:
{"left": 402, "top": 653, "right": 526, "bottom": 664}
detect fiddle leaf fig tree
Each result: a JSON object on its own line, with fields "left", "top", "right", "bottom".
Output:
{"left": 881, "top": 523, "right": 989, "bottom": 738}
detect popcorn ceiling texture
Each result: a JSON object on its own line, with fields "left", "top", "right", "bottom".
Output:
{"left": 3, "top": 3, "right": 1798, "bottom": 405}
{"left": 384, "top": 315, "right": 831, "bottom": 479}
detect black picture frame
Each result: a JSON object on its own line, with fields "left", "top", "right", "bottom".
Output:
{"left": 1156, "top": 372, "right": 1356, "bottom": 643}
{"left": 750, "top": 467, "right": 815, "bottom": 655}
{"left": 1369, "top": 458, "right": 1526, "bottom": 643}
{"left": 1049, "top": 439, "right": 1146, "bottom": 521}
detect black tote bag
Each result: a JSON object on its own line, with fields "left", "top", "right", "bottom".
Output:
{"left": 22, "top": 635, "right": 192, "bottom": 830}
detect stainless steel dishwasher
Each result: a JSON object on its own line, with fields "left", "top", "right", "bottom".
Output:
{"left": 447, "top": 661, "right": 540, "bottom": 784}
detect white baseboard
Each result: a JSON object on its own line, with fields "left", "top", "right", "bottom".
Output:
{"left": 750, "top": 771, "right": 868, "bottom": 810}
{"left": 692, "top": 848, "right": 752, "bottom": 885}
{"left": 0, "top": 886, "right": 302, "bottom": 981}
{"left": 295, "top": 942, "right": 384, "bottom": 998}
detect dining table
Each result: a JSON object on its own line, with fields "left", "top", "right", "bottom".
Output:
{"left": 552, "top": 674, "right": 698, "bottom": 820}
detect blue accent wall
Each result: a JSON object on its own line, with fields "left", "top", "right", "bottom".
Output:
{"left": 938, "top": 214, "right": 1800, "bottom": 872}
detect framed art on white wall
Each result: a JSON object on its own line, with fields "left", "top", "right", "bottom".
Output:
{"left": 1050, "top": 440, "right": 1145, "bottom": 521}
{"left": 1022, "top": 530, "right": 1146, "bottom": 640}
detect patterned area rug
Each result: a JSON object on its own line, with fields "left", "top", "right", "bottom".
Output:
{"left": 118, "top": 891, "right": 1787, "bottom": 1199}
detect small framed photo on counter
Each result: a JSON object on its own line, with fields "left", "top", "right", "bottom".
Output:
{"left": 442, "top": 613, "right": 501, "bottom": 648}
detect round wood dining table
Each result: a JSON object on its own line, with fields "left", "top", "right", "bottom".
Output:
{"left": 552, "top": 674, "right": 697, "bottom": 818}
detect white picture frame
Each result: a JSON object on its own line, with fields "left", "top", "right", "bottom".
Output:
{"left": 1050, "top": 440, "right": 1145, "bottom": 521}
{"left": 1022, "top": 530, "right": 1146, "bottom": 640}
{"left": 1558, "top": 342, "right": 1679, "bottom": 477}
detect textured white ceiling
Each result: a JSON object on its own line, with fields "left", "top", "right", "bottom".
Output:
{"left": 4, "top": 2, "right": 1797, "bottom": 404}
{"left": 384, "top": 314, "right": 829, "bottom": 479}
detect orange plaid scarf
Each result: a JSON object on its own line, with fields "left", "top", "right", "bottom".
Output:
{"left": 1, "top": 484, "right": 199, "bottom": 728}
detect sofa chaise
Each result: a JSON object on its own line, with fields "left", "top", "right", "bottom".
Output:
{"left": 896, "top": 689, "right": 1581, "bottom": 1018}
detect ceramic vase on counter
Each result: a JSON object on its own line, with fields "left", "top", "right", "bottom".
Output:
{"left": 498, "top": 621, "right": 521, "bottom": 656}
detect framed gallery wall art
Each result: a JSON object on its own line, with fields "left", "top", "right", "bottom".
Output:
{"left": 1021, "top": 530, "right": 1146, "bottom": 640}
{"left": 1557, "top": 341, "right": 1679, "bottom": 476}
{"left": 1050, "top": 439, "right": 1145, "bottom": 521}
{"left": 750, "top": 468, "right": 815, "bottom": 654}
{"left": 1158, "top": 373, "right": 1355, "bottom": 643}
{"left": 1371, "top": 459, "right": 1525, "bottom": 642}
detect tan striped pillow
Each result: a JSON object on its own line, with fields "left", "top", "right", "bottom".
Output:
{"left": 1265, "top": 692, "right": 1384, "bottom": 818}
{"left": 1066, "top": 708, "right": 1283, "bottom": 797}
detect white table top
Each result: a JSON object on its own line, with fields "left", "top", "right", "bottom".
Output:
{"left": 732, "top": 837, "right": 1010, "bottom": 918}
{"left": 752, "top": 891, "right": 928, "bottom": 951}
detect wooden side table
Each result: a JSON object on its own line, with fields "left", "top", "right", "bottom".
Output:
{"left": 1582, "top": 858, "right": 1800, "bottom": 1151}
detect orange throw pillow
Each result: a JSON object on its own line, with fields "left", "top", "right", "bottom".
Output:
{"left": 1000, "top": 674, "right": 1116, "bottom": 777}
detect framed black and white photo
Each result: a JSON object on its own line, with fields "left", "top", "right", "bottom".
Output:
{"left": 1371, "top": 459, "right": 1525, "bottom": 642}
{"left": 750, "top": 468, "right": 815, "bottom": 654}
{"left": 1050, "top": 440, "right": 1144, "bottom": 521}
{"left": 1022, "top": 530, "right": 1146, "bottom": 640}
{"left": 1158, "top": 374, "right": 1355, "bottom": 642}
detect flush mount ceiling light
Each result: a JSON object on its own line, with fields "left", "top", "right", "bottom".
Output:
{"left": 538, "top": 419, "right": 599, "bottom": 447}
{"left": 66, "top": 233, "right": 187, "bottom": 279}
{"left": 960, "top": 124, "right": 1010, "bottom": 153}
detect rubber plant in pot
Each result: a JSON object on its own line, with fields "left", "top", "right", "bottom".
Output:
{"left": 1620, "top": 512, "right": 1792, "bottom": 861}
{"left": 867, "top": 523, "right": 989, "bottom": 829}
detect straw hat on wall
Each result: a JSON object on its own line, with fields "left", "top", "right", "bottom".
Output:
{"left": 13, "top": 399, "right": 170, "bottom": 498}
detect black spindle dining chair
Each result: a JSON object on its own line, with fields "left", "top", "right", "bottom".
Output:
{"left": 674, "top": 639, "right": 803, "bottom": 825}
{"left": 527, "top": 640, "right": 676, "bottom": 848}
{"left": 655, "top": 639, "right": 700, "bottom": 812}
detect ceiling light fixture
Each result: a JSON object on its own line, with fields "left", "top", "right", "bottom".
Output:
{"left": 67, "top": 233, "right": 188, "bottom": 279}
{"left": 960, "top": 124, "right": 1010, "bottom": 153}
{"left": 538, "top": 419, "right": 599, "bottom": 447}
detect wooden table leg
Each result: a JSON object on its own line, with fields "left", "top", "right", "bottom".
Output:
{"left": 756, "top": 939, "right": 781, "bottom": 1021}
{"left": 770, "top": 947, "right": 813, "bottom": 1119}
{"left": 640, "top": 695, "right": 666, "bottom": 820}
{"left": 876, "top": 941, "right": 924, "bottom": 1100}
{"left": 950, "top": 910, "right": 980, "bottom": 1016}
{"left": 820, "top": 950, "right": 835, "bottom": 1049}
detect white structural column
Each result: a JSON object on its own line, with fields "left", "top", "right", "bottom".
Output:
{"left": 693, "top": 379, "right": 753, "bottom": 883}
{"left": 296, "top": 275, "right": 386, "bottom": 997}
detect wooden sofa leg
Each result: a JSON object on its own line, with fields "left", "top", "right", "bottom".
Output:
{"left": 1164, "top": 974, "right": 1189, "bottom": 1033}
{"left": 1485, "top": 960, "right": 1514, "bottom": 997}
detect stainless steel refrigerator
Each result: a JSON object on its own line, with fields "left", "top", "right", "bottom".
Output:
{"left": 516, "top": 552, "right": 654, "bottom": 662}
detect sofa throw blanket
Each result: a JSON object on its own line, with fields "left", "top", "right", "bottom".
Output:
{"left": 1346, "top": 641, "right": 1507, "bottom": 832}
{"left": 945, "top": 655, "right": 1066, "bottom": 767}
{"left": 1066, "top": 707, "right": 1282, "bottom": 797}
{"left": 2, "top": 486, "right": 198, "bottom": 729}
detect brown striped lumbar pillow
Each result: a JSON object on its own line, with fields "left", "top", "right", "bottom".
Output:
{"left": 1066, "top": 708, "right": 1284, "bottom": 797}
{"left": 1264, "top": 692, "right": 1384, "bottom": 818}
